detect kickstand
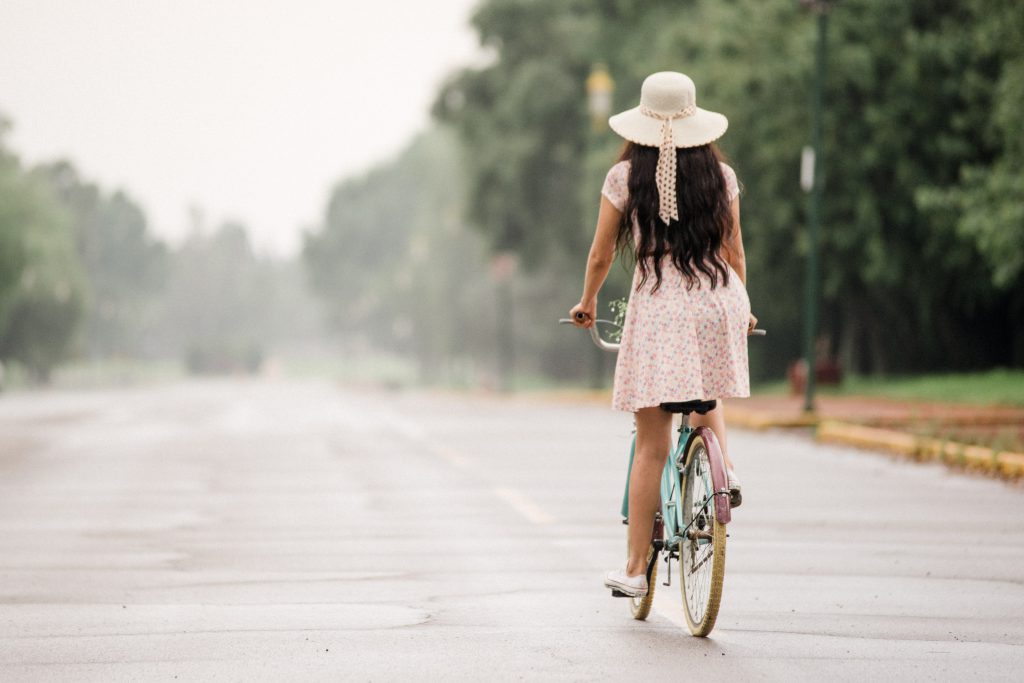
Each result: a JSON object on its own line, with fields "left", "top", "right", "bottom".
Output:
{"left": 662, "top": 551, "right": 672, "bottom": 587}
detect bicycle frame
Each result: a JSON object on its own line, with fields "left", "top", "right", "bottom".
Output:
{"left": 557, "top": 315, "right": 751, "bottom": 536}
{"left": 560, "top": 313, "right": 761, "bottom": 631}
{"left": 621, "top": 418, "right": 732, "bottom": 547}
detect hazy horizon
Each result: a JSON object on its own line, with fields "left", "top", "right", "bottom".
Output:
{"left": 0, "top": 0, "right": 484, "bottom": 258}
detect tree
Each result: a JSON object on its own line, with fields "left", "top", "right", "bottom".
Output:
{"left": 434, "top": 0, "right": 605, "bottom": 267}
{"left": 304, "top": 128, "right": 506, "bottom": 383}
{"left": 153, "top": 220, "right": 268, "bottom": 373}
{"left": 438, "top": 0, "right": 1024, "bottom": 379}
{"left": 0, "top": 116, "right": 32, "bottom": 336}
{"left": 39, "top": 161, "right": 169, "bottom": 359}
{"left": 915, "top": 0, "right": 1024, "bottom": 364}
{"left": 0, "top": 119, "right": 87, "bottom": 382}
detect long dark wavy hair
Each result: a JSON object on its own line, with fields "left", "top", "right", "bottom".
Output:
{"left": 616, "top": 141, "right": 734, "bottom": 292}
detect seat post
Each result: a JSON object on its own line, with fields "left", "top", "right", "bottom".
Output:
{"left": 663, "top": 399, "right": 715, "bottom": 435}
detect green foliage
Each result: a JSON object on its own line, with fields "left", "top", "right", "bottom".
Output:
{"left": 0, "top": 121, "right": 87, "bottom": 381}
{"left": 151, "top": 221, "right": 277, "bottom": 374}
{"left": 304, "top": 128, "right": 499, "bottom": 383}
{"left": 759, "top": 368, "right": 1024, "bottom": 407}
{"left": 0, "top": 262, "right": 86, "bottom": 383}
{"left": 915, "top": 0, "right": 1024, "bottom": 291}
{"left": 607, "top": 297, "right": 627, "bottom": 342}
{"left": 838, "top": 368, "right": 1024, "bottom": 407}
{"left": 38, "top": 161, "right": 169, "bottom": 359}
{"left": 0, "top": 118, "right": 32, "bottom": 330}
{"left": 0, "top": 114, "right": 326, "bottom": 384}
{"left": 303, "top": 125, "right": 617, "bottom": 386}
{"left": 434, "top": 0, "right": 602, "bottom": 266}
{"left": 437, "top": 0, "right": 1024, "bottom": 381}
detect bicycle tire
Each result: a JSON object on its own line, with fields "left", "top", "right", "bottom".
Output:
{"left": 679, "top": 434, "right": 726, "bottom": 637}
{"left": 628, "top": 542, "right": 658, "bottom": 620}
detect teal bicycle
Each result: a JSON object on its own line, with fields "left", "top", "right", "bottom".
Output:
{"left": 561, "top": 315, "right": 764, "bottom": 636}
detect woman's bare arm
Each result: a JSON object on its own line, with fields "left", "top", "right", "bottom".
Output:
{"left": 723, "top": 198, "right": 758, "bottom": 331}
{"left": 723, "top": 198, "right": 746, "bottom": 285}
{"left": 570, "top": 195, "right": 621, "bottom": 328}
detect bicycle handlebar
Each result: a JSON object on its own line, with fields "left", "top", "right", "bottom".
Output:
{"left": 557, "top": 318, "right": 621, "bottom": 353}
{"left": 559, "top": 316, "right": 765, "bottom": 353}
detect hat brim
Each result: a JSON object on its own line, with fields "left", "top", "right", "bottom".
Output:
{"left": 608, "top": 106, "right": 728, "bottom": 148}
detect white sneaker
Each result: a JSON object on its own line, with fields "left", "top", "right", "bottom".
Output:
{"left": 604, "top": 568, "right": 648, "bottom": 597}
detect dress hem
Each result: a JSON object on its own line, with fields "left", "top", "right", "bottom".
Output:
{"left": 611, "top": 390, "right": 751, "bottom": 413}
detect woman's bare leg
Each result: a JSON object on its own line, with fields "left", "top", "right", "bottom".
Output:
{"left": 690, "top": 399, "right": 733, "bottom": 471}
{"left": 624, "top": 406, "right": 673, "bottom": 576}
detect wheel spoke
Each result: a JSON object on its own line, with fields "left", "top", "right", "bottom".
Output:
{"left": 679, "top": 441, "right": 725, "bottom": 634}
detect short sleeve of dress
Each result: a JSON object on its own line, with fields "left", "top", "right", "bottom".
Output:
{"left": 720, "top": 162, "right": 740, "bottom": 202}
{"left": 601, "top": 161, "right": 629, "bottom": 212}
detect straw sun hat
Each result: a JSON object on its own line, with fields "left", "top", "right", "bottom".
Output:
{"left": 608, "top": 71, "right": 728, "bottom": 224}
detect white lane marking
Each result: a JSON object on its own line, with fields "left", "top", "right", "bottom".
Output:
{"left": 394, "top": 421, "right": 427, "bottom": 441}
{"left": 492, "top": 486, "right": 556, "bottom": 525}
{"left": 429, "top": 444, "right": 473, "bottom": 469}
{"left": 384, "top": 410, "right": 549, "bottom": 523}
{"left": 389, "top": 417, "right": 473, "bottom": 469}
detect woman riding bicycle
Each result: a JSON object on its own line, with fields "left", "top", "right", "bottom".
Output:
{"left": 568, "top": 71, "right": 756, "bottom": 598}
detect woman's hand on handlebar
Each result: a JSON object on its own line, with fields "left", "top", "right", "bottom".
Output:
{"left": 569, "top": 300, "right": 596, "bottom": 328}
{"left": 747, "top": 312, "right": 759, "bottom": 335}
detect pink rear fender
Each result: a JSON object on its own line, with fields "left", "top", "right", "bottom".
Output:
{"left": 688, "top": 426, "right": 732, "bottom": 525}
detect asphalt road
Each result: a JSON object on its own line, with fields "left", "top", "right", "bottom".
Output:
{"left": 1, "top": 377, "right": 1022, "bottom": 681}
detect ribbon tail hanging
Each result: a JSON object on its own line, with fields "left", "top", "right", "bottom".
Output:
{"left": 656, "top": 118, "right": 679, "bottom": 225}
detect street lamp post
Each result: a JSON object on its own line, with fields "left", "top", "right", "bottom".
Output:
{"left": 800, "top": 1, "right": 831, "bottom": 413}
{"left": 491, "top": 252, "right": 518, "bottom": 392}
{"left": 586, "top": 64, "right": 615, "bottom": 132}
{"left": 585, "top": 64, "right": 615, "bottom": 388}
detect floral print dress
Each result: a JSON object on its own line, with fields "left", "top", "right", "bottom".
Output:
{"left": 601, "top": 160, "right": 751, "bottom": 413}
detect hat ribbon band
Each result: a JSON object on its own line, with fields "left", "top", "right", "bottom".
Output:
{"left": 641, "top": 105, "right": 696, "bottom": 224}
{"left": 639, "top": 104, "right": 697, "bottom": 121}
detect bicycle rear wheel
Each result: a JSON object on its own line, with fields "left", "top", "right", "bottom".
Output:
{"left": 627, "top": 512, "right": 663, "bottom": 620}
{"left": 628, "top": 543, "right": 657, "bottom": 620}
{"left": 679, "top": 433, "right": 726, "bottom": 636}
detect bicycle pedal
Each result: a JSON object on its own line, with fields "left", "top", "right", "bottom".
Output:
{"left": 610, "top": 589, "right": 630, "bottom": 598}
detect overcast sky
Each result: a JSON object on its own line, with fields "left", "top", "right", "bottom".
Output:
{"left": 0, "top": 0, "right": 483, "bottom": 257}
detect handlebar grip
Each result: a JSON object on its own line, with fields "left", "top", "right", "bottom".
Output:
{"left": 750, "top": 328, "right": 767, "bottom": 336}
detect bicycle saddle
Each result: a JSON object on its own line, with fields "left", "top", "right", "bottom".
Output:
{"left": 659, "top": 399, "right": 717, "bottom": 415}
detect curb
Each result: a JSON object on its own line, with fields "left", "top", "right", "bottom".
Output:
{"left": 724, "top": 406, "right": 817, "bottom": 430}
{"left": 519, "top": 391, "right": 1023, "bottom": 480}
{"left": 816, "top": 420, "right": 1024, "bottom": 479}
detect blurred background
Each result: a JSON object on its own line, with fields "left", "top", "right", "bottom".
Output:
{"left": 0, "top": 0, "right": 1021, "bottom": 401}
